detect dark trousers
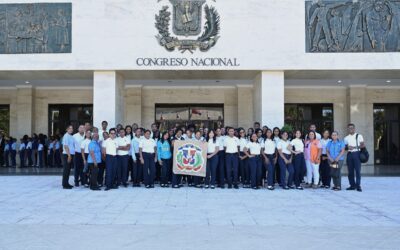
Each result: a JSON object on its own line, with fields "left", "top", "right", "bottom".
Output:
{"left": 347, "top": 152, "right": 361, "bottom": 188}
{"left": 161, "top": 158, "right": 171, "bottom": 185}
{"left": 37, "top": 150, "right": 43, "bottom": 168}
{"left": 143, "top": 152, "right": 156, "bottom": 186}
{"left": 217, "top": 150, "right": 225, "bottom": 186}
{"left": 239, "top": 152, "right": 249, "bottom": 185}
{"left": 330, "top": 160, "right": 343, "bottom": 188}
{"left": 278, "top": 153, "right": 294, "bottom": 187}
{"left": 4, "top": 151, "right": 9, "bottom": 167}
{"left": 89, "top": 163, "right": 99, "bottom": 188}
{"left": 205, "top": 154, "right": 218, "bottom": 186}
{"left": 97, "top": 162, "right": 105, "bottom": 185}
{"left": 128, "top": 157, "right": 134, "bottom": 182}
{"left": 27, "top": 149, "right": 33, "bottom": 166}
{"left": 265, "top": 154, "right": 275, "bottom": 186}
{"left": 19, "top": 150, "right": 25, "bottom": 168}
{"left": 320, "top": 155, "right": 331, "bottom": 186}
{"left": 62, "top": 154, "right": 74, "bottom": 187}
{"left": 105, "top": 155, "right": 117, "bottom": 189}
{"left": 54, "top": 150, "right": 61, "bottom": 167}
{"left": 249, "top": 155, "right": 262, "bottom": 188}
{"left": 74, "top": 153, "right": 85, "bottom": 185}
{"left": 274, "top": 160, "right": 281, "bottom": 185}
{"left": 172, "top": 173, "right": 182, "bottom": 186}
{"left": 293, "top": 153, "right": 305, "bottom": 187}
{"left": 0, "top": 149, "right": 3, "bottom": 166}
{"left": 133, "top": 153, "right": 143, "bottom": 184}
{"left": 117, "top": 155, "right": 129, "bottom": 185}
{"left": 225, "top": 153, "right": 239, "bottom": 185}
{"left": 11, "top": 150, "right": 16, "bottom": 167}
{"left": 47, "top": 149, "right": 54, "bottom": 167}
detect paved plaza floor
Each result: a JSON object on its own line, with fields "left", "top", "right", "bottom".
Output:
{"left": 0, "top": 176, "right": 399, "bottom": 250}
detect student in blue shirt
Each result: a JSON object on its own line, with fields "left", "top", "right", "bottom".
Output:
{"left": 47, "top": 136, "right": 54, "bottom": 168}
{"left": 157, "top": 131, "right": 172, "bottom": 187}
{"left": 19, "top": 138, "right": 26, "bottom": 168}
{"left": 88, "top": 133, "right": 102, "bottom": 191}
{"left": 54, "top": 136, "right": 62, "bottom": 168}
{"left": 37, "top": 139, "right": 44, "bottom": 168}
{"left": 326, "top": 131, "right": 346, "bottom": 191}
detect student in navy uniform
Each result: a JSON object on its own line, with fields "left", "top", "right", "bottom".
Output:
{"left": 103, "top": 128, "right": 118, "bottom": 191}
{"left": 88, "top": 132, "right": 102, "bottom": 191}
{"left": 215, "top": 128, "right": 225, "bottom": 188}
{"left": 26, "top": 138, "right": 33, "bottom": 167}
{"left": 32, "top": 134, "right": 39, "bottom": 167}
{"left": 171, "top": 129, "right": 184, "bottom": 188}
{"left": 116, "top": 129, "right": 131, "bottom": 187}
{"left": 131, "top": 128, "right": 142, "bottom": 187}
{"left": 10, "top": 138, "right": 17, "bottom": 167}
{"left": 3, "top": 138, "right": 10, "bottom": 167}
{"left": 205, "top": 129, "right": 219, "bottom": 189}
{"left": 224, "top": 127, "right": 240, "bottom": 189}
{"left": 244, "top": 133, "right": 262, "bottom": 189}
{"left": 183, "top": 129, "right": 194, "bottom": 186}
{"left": 124, "top": 125, "right": 134, "bottom": 183}
{"left": 81, "top": 130, "right": 92, "bottom": 187}
{"left": 139, "top": 130, "right": 157, "bottom": 189}
{"left": 193, "top": 130, "right": 206, "bottom": 188}
{"left": 272, "top": 127, "right": 281, "bottom": 185}
{"left": 238, "top": 128, "right": 249, "bottom": 188}
{"left": 277, "top": 131, "right": 294, "bottom": 189}
{"left": 19, "top": 138, "right": 26, "bottom": 168}
{"left": 152, "top": 130, "right": 161, "bottom": 184}
{"left": 320, "top": 130, "right": 332, "bottom": 188}
{"left": 47, "top": 136, "right": 54, "bottom": 167}
{"left": 62, "top": 125, "right": 75, "bottom": 189}
{"left": 289, "top": 130, "right": 305, "bottom": 190}
{"left": 157, "top": 131, "right": 172, "bottom": 188}
{"left": 37, "top": 138, "right": 44, "bottom": 168}
{"left": 344, "top": 123, "right": 365, "bottom": 192}
{"left": 262, "top": 129, "right": 276, "bottom": 190}
{"left": 98, "top": 131, "right": 109, "bottom": 187}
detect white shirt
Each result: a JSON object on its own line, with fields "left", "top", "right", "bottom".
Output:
{"left": 80, "top": 138, "right": 91, "bottom": 154}
{"left": 26, "top": 141, "right": 32, "bottom": 149}
{"left": 139, "top": 138, "right": 156, "bottom": 153}
{"left": 263, "top": 138, "right": 276, "bottom": 154}
{"left": 290, "top": 138, "right": 304, "bottom": 153}
{"left": 116, "top": 136, "right": 131, "bottom": 156}
{"left": 19, "top": 143, "right": 26, "bottom": 151}
{"left": 224, "top": 136, "right": 239, "bottom": 153}
{"left": 344, "top": 133, "right": 364, "bottom": 152}
{"left": 245, "top": 141, "right": 262, "bottom": 155}
{"left": 320, "top": 138, "right": 331, "bottom": 155}
{"left": 207, "top": 140, "right": 219, "bottom": 154}
{"left": 99, "top": 129, "right": 108, "bottom": 141}
{"left": 73, "top": 133, "right": 85, "bottom": 152}
{"left": 257, "top": 137, "right": 264, "bottom": 144}
{"left": 216, "top": 136, "right": 225, "bottom": 151}
{"left": 277, "top": 140, "right": 291, "bottom": 155}
{"left": 238, "top": 138, "right": 248, "bottom": 152}
{"left": 103, "top": 138, "right": 118, "bottom": 156}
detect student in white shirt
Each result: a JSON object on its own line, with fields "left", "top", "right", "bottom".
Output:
{"left": 215, "top": 128, "right": 226, "bottom": 188}
{"left": 103, "top": 128, "right": 118, "bottom": 191}
{"left": 262, "top": 129, "right": 277, "bottom": 190}
{"left": 81, "top": 130, "right": 92, "bottom": 187}
{"left": 224, "top": 127, "right": 240, "bottom": 189}
{"left": 273, "top": 127, "right": 282, "bottom": 186}
{"left": 238, "top": 128, "right": 250, "bottom": 188}
{"left": 139, "top": 129, "right": 157, "bottom": 188}
{"left": 344, "top": 123, "right": 365, "bottom": 192}
{"left": 193, "top": 130, "right": 206, "bottom": 188}
{"left": 98, "top": 131, "right": 109, "bottom": 187}
{"left": 19, "top": 138, "right": 26, "bottom": 168}
{"left": 73, "top": 125, "right": 85, "bottom": 187}
{"left": 289, "top": 130, "right": 305, "bottom": 190}
{"left": 277, "top": 131, "right": 294, "bottom": 189}
{"left": 116, "top": 129, "right": 131, "bottom": 187}
{"left": 171, "top": 129, "right": 185, "bottom": 188}
{"left": 205, "top": 130, "right": 219, "bottom": 189}
{"left": 320, "top": 130, "right": 332, "bottom": 188}
{"left": 131, "top": 128, "right": 141, "bottom": 187}
{"left": 244, "top": 133, "right": 262, "bottom": 189}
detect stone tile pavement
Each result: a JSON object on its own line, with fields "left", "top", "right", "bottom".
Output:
{"left": 0, "top": 176, "right": 399, "bottom": 250}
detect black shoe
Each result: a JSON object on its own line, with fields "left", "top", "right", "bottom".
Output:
{"left": 210, "top": 185, "right": 215, "bottom": 189}
{"left": 123, "top": 183, "right": 128, "bottom": 188}
{"left": 357, "top": 187, "right": 362, "bottom": 192}
{"left": 150, "top": 185, "right": 155, "bottom": 188}
{"left": 267, "top": 186, "right": 274, "bottom": 190}
{"left": 104, "top": 188, "right": 111, "bottom": 191}
{"left": 112, "top": 185, "right": 118, "bottom": 189}
{"left": 228, "top": 184, "right": 232, "bottom": 189}
{"left": 63, "top": 186, "right": 73, "bottom": 189}
{"left": 90, "top": 187, "right": 101, "bottom": 191}
{"left": 283, "top": 186, "right": 289, "bottom": 190}
{"left": 74, "top": 183, "right": 79, "bottom": 187}
{"left": 296, "top": 186, "right": 303, "bottom": 190}
{"left": 234, "top": 184, "right": 239, "bottom": 189}
{"left": 220, "top": 185, "right": 225, "bottom": 189}
{"left": 289, "top": 185, "right": 295, "bottom": 189}
{"left": 252, "top": 186, "right": 259, "bottom": 190}
{"left": 172, "top": 185, "right": 179, "bottom": 188}
{"left": 346, "top": 187, "right": 356, "bottom": 191}
{"left": 145, "top": 185, "right": 151, "bottom": 189}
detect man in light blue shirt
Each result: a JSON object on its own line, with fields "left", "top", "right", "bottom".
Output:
{"left": 62, "top": 125, "right": 75, "bottom": 189}
{"left": 131, "top": 128, "right": 142, "bottom": 186}
{"left": 88, "top": 133, "right": 101, "bottom": 190}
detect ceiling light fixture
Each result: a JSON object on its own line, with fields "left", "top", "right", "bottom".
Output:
{"left": 25, "top": 81, "right": 30, "bottom": 84}
{"left": 386, "top": 80, "right": 391, "bottom": 83}
{"left": 337, "top": 80, "right": 342, "bottom": 84}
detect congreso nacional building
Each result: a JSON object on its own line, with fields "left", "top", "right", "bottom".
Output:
{"left": 0, "top": 0, "right": 399, "bottom": 174}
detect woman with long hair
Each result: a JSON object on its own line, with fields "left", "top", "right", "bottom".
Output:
{"left": 157, "top": 131, "right": 172, "bottom": 187}
{"left": 304, "top": 131, "right": 322, "bottom": 189}
{"left": 205, "top": 129, "right": 219, "bottom": 189}
{"left": 238, "top": 128, "right": 249, "bottom": 188}
{"left": 277, "top": 131, "right": 294, "bottom": 189}
{"left": 289, "top": 130, "right": 305, "bottom": 190}
{"left": 262, "top": 129, "right": 276, "bottom": 190}
{"left": 244, "top": 133, "right": 262, "bottom": 189}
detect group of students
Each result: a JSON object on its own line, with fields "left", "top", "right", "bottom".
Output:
{"left": 60, "top": 121, "right": 365, "bottom": 192}
{"left": 0, "top": 133, "right": 63, "bottom": 168}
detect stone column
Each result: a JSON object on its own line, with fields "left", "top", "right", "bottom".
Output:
{"left": 253, "top": 71, "right": 285, "bottom": 129}
{"left": 347, "top": 85, "right": 374, "bottom": 172}
{"left": 237, "top": 85, "right": 253, "bottom": 129}
{"left": 93, "top": 71, "right": 125, "bottom": 128}
{"left": 15, "top": 85, "right": 34, "bottom": 139}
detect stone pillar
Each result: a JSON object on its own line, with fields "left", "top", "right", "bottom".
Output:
{"left": 253, "top": 71, "right": 285, "bottom": 129}
{"left": 347, "top": 85, "right": 374, "bottom": 172}
{"left": 16, "top": 85, "right": 34, "bottom": 139}
{"left": 237, "top": 85, "right": 253, "bottom": 129}
{"left": 93, "top": 71, "right": 125, "bottom": 128}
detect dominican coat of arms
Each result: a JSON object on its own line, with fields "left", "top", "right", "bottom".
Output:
{"left": 155, "top": 0, "right": 220, "bottom": 53}
{"left": 173, "top": 140, "right": 207, "bottom": 177}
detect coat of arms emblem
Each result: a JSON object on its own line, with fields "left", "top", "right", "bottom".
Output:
{"left": 155, "top": 0, "right": 220, "bottom": 53}
{"left": 176, "top": 143, "right": 204, "bottom": 172}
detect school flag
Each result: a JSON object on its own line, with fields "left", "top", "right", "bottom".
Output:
{"left": 173, "top": 140, "right": 207, "bottom": 177}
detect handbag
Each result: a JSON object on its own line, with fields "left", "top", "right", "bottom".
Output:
{"left": 330, "top": 162, "right": 339, "bottom": 168}
{"left": 356, "top": 134, "right": 369, "bottom": 164}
